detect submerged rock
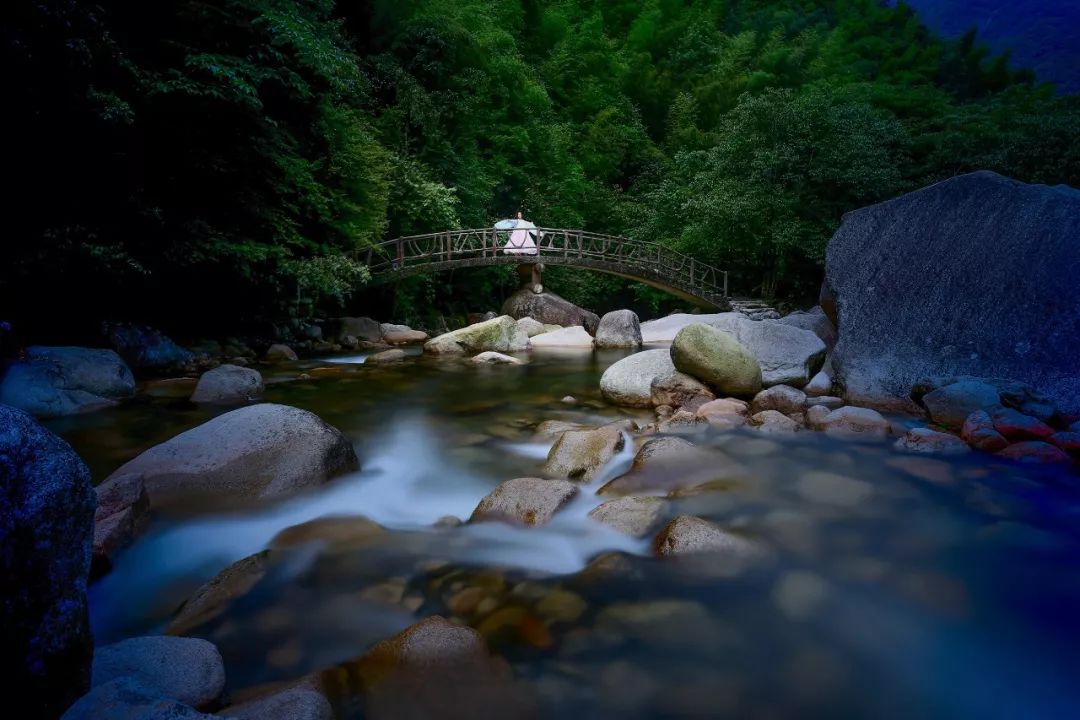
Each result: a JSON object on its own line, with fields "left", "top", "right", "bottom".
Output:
{"left": 0, "top": 405, "right": 95, "bottom": 718}
{"left": 995, "top": 441, "right": 1072, "bottom": 465}
{"left": 653, "top": 515, "right": 760, "bottom": 558}
{"left": 594, "top": 310, "right": 643, "bottom": 349}
{"left": 824, "top": 171, "right": 1080, "bottom": 416}
{"left": 542, "top": 426, "right": 625, "bottom": 482}
{"left": 589, "top": 496, "right": 667, "bottom": 537}
{"left": 425, "top": 316, "right": 529, "bottom": 355}
{"left": 471, "top": 351, "right": 525, "bottom": 365}
{"left": 893, "top": 428, "right": 971, "bottom": 455}
{"left": 190, "top": 364, "right": 263, "bottom": 404}
{"left": 502, "top": 288, "right": 600, "bottom": 335}
{"left": 92, "top": 636, "right": 225, "bottom": 709}
{"left": 168, "top": 551, "right": 269, "bottom": 635}
{"left": 598, "top": 436, "right": 742, "bottom": 496}
{"left": 670, "top": 323, "right": 761, "bottom": 396}
{"left": 600, "top": 349, "right": 676, "bottom": 407}
{"left": 471, "top": 477, "right": 578, "bottom": 527}
{"left": 0, "top": 346, "right": 135, "bottom": 417}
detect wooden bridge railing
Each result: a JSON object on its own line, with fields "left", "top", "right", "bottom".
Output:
{"left": 355, "top": 227, "right": 730, "bottom": 302}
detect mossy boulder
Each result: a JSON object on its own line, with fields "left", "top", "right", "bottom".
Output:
{"left": 670, "top": 324, "right": 761, "bottom": 397}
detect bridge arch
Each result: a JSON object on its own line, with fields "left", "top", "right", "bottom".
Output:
{"left": 356, "top": 228, "right": 731, "bottom": 309}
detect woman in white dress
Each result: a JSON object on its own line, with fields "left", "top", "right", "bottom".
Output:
{"left": 501, "top": 211, "right": 538, "bottom": 255}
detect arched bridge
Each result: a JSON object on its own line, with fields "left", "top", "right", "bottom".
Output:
{"left": 357, "top": 227, "right": 731, "bottom": 308}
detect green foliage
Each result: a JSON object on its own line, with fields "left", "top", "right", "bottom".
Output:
{"left": 285, "top": 255, "right": 371, "bottom": 309}
{"left": 5, "top": 0, "right": 1080, "bottom": 335}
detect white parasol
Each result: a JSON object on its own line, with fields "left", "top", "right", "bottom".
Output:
{"left": 499, "top": 218, "right": 538, "bottom": 255}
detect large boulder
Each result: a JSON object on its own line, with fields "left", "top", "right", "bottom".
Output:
{"left": 190, "top": 364, "right": 263, "bottom": 404}
{"left": 105, "top": 324, "right": 194, "bottom": 374}
{"left": 502, "top": 288, "right": 600, "bottom": 335}
{"left": 529, "top": 326, "right": 594, "bottom": 348}
{"left": 96, "top": 403, "right": 358, "bottom": 513}
{"left": 594, "top": 310, "right": 642, "bottom": 349}
{"left": 336, "top": 317, "right": 382, "bottom": 343}
{"left": 777, "top": 306, "right": 837, "bottom": 350}
{"left": 825, "top": 171, "right": 1080, "bottom": 415}
{"left": 1, "top": 405, "right": 95, "bottom": 718}
{"left": 703, "top": 316, "right": 826, "bottom": 388}
{"left": 515, "top": 317, "right": 546, "bottom": 338}
{"left": 424, "top": 316, "right": 528, "bottom": 355}
{"left": 0, "top": 346, "right": 135, "bottom": 417}
{"left": 542, "top": 426, "right": 625, "bottom": 482}
{"left": 470, "top": 477, "right": 578, "bottom": 526}
{"left": 670, "top": 324, "right": 762, "bottom": 396}
{"left": 600, "top": 349, "right": 675, "bottom": 407}
{"left": 638, "top": 312, "right": 741, "bottom": 344}
{"left": 91, "top": 636, "right": 225, "bottom": 709}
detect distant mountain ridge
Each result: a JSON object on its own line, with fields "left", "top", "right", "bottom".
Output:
{"left": 895, "top": 0, "right": 1080, "bottom": 92}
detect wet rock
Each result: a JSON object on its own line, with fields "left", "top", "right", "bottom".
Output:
{"left": 105, "top": 324, "right": 195, "bottom": 374}
{"left": 894, "top": 428, "right": 971, "bottom": 455}
{"left": 271, "top": 516, "right": 384, "bottom": 549}
{"left": 1, "top": 405, "right": 95, "bottom": 717}
{"left": 598, "top": 436, "right": 741, "bottom": 496}
{"left": 168, "top": 551, "right": 269, "bottom": 635}
{"left": 92, "top": 636, "right": 225, "bottom": 709}
{"left": 694, "top": 397, "right": 750, "bottom": 419}
{"left": 265, "top": 344, "right": 298, "bottom": 362}
{"left": 93, "top": 473, "right": 150, "bottom": 570}
{"left": 960, "top": 410, "right": 1009, "bottom": 452}
{"left": 190, "top": 364, "right": 264, "bottom": 404}
{"left": 594, "top": 310, "right": 642, "bottom": 349}
{"left": 653, "top": 515, "right": 760, "bottom": 557}
{"left": 671, "top": 323, "right": 762, "bottom": 396}
{"left": 515, "top": 317, "right": 546, "bottom": 338}
{"left": 820, "top": 406, "right": 891, "bottom": 441}
{"left": 885, "top": 456, "right": 955, "bottom": 486}
{"left": 1049, "top": 432, "right": 1080, "bottom": 457}
{"left": 383, "top": 330, "right": 428, "bottom": 345}
{"left": 543, "top": 426, "right": 625, "bottom": 482}
{"left": 560, "top": 395, "right": 576, "bottom": 404}
{"left": 470, "top": 477, "right": 578, "bottom": 526}
{"left": 749, "top": 410, "right": 801, "bottom": 433}
{"left": 824, "top": 172, "right": 1080, "bottom": 417}
{"left": 370, "top": 349, "right": 407, "bottom": 363}
{"left": 98, "top": 404, "right": 358, "bottom": 512}
{"left": 805, "top": 395, "right": 843, "bottom": 410}
{"left": 995, "top": 441, "right": 1073, "bottom": 465}
{"left": 657, "top": 409, "right": 706, "bottom": 434}
{"left": 534, "top": 420, "right": 587, "bottom": 439}
{"left": 61, "top": 678, "right": 214, "bottom": 720}
{"left": 796, "top": 471, "right": 873, "bottom": 507}
{"left": 588, "top": 496, "right": 667, "bottom": 537}
{"left": 600, "top": 349, "right": 676, "bottom": 407}
{"left": 777, "top": 306, "right": 837, "bottom": 350}
{"left": 502, "top": 288, "right": 600, "bottom": 335}
{"left": 0, "top": 346, "right": 136, "bottom": 417}
{"left": 349, "top": 616, "right": 532, "bottom": 720}
{"left": 425, "top": 316, "right": 529, "bottom": 354}
{"left": 805, "top": 404, "right": 831, "bottom": 430}
{"left": 529, "top": 326, "right": 594, "bottom": 348}
{"left": 219, "top": 688, "right": 333, "bottom": 720}
{"left": 471, "top": 351, "right": 525, "bottom": 365}
{"left": 989, "top": 407, "right": 1056, "bottom": 441}
{"left": 922, "top": 380, "right": 1004, "bottom": 430}
{"left": 336, "top": 317, "right": 382, "bottom": 343}
{"left": 650, "top": 370, "right": 715, "bottom": 409}
{"left": 751, "top": 385, "right": 807, "bottom": 415}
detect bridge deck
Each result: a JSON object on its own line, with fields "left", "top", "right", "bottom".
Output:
{"left": 357, "top": 228, "right": 730, "bottom": 308}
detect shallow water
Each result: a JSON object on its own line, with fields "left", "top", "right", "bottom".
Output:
{"left": 50, "top": 349, "right": 1080, "bottom": 718}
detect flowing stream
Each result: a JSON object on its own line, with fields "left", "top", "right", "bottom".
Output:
{"left": 48, "top": 348, "right": 1080, "bottom": 718}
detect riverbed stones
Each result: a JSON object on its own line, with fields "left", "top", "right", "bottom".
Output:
{"left": 470, "top": 477, "right": 578, "bottom": 526}
{"left": 425, "top": 315, "right": 529, "bottom": 354}
{"left": 1049, "top": 432, "right": 1080, "bottom": 457}
{"left": 0, "top": 346, "right": 136, "bottom": 417}
{"left": 751, "top": 385, "right": 807, "bottom": 415}
{"left": 60, "top": 677, "right": 216, "bottom": 720}
{"left": 190, "top": 364, "right": 263, "bottom": 404}
{"left": 653, "top": 515, "right": 759, "bottom": 558}
{"left": 168, "top": 551, "right": 269, "bottom": 635}
{"left": 594, "top": 310, "right": 643, "bottom": 349}
{"left": 92, "top": 636, "right": 225, "bottom": 709}
{"left": 995, "top": 441, "right": 1072, "bottom": 465}
{"left": 671, "top": 323, "right": 762, "bottom": 396}
{"left": 543, "top": 426, "right": 625, "bottom": 482}
{"left": 960, "top": 410, "right": 1009, "bottom": 452}
{"left": 749, "top": 410, "right": 801, "bottom": 433}
{"left": 1, "top": 405, "right": 95, "bottom": 718}
{"left": 471, "top": 351, "right": 525, "bottom": 365}
{"left": 921, "top": 380, "right": 1003, "bottom": 430}
{"left": 589, "top": 496, "right": 667, "bottom": 537}
{"left": 825, "top": 172, "right": 1080, "bottom": 416}
{"left": 220, "top": 688, "right": 333, "bottom": 720}
{"left": 989, "top": 407, "right": 1056, "bottom": 441}
{"left": 806, "top": 404, "right": 831, "bottom": 430}
{"left": 265, "top": 343, "right": 298, "bottom": 362}
{"left": 97, "top": 403, "right": 358, "bottom": 512}
{"left": 350, "top": 616, "right": 529, "bottom": 720}
{"left": 515, "top": 317, "right": 546, "bottom": 338}
{"left": 529, "top": 326, "right": 594, "bottom": 348}
{"left": 819, "top": 406, "right": 891, "bottom": 441}
{"left": 502, "top": 288, "right": 600, "bottom": 335}
{"left": 893, "top": 428, "right": 971, "bottom": 455}
{"left": 650, "top": 370, "right": 715, "bottom": 409}
{"left": 600, "top": 349, "right": 676, "bottom": 407}
{"left": 370, "top": 349, "right": 406, "bottom": 363}
{"left": 805, "top": 395, "right": 843, "bottom": 409}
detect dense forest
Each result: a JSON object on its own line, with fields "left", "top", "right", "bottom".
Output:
{"left": 3, "top": 0, "right": 1079, "bottom": 338}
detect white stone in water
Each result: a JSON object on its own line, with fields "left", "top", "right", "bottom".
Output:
{"left": 796, "top": 471, "right": 873, "bottom": 507}
{"left": 470, "top": 351, "right": 525, "bottom": 365}
{"left": 772, "top": 570, "right": 830, "bottom": 621}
